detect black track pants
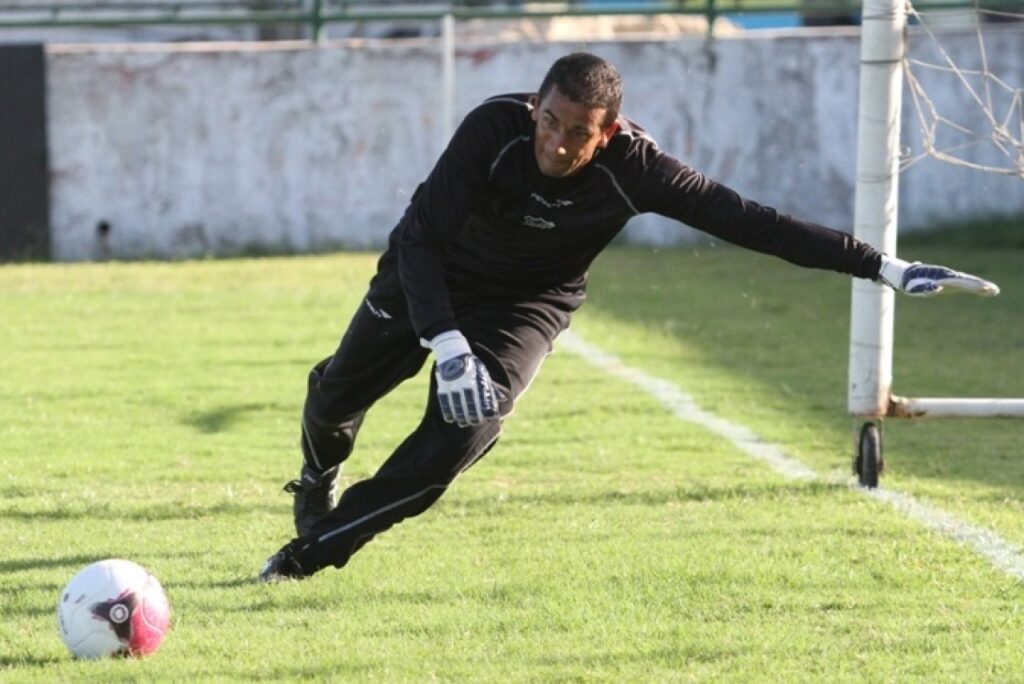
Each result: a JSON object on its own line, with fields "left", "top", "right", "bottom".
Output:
{"left": 292, "top": 289, "right": 572, "bottom": 572}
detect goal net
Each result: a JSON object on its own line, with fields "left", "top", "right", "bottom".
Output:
{"left": 902, "top": 1, "right": 1024, "bottom": 177}
{"left": 848, "top": 0, "right": 1024, "bottom": 424}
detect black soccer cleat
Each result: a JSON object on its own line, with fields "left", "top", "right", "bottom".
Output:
{"left": 258, "top": 543, "right": 308, "bottom": 583}
{"left": 283, "top": 464, "right": 340, "bottom": 538}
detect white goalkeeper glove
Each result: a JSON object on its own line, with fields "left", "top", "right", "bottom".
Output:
{"left": 425, "top": 330, "right": 499, "bottom": 427}
{"left": 878, "top": 255, "right": 1000, "bottom": 297}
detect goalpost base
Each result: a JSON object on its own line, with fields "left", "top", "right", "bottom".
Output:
{"left": 887, "top": 396, "right": 1024, "bottom": 418}
{"left": 851, "top": 397, "right": 1024, "bottom": 489}
{"left": 847, "top": 0, "right": 1022, "bottom": 488}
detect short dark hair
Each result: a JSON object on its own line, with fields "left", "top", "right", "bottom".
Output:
{"left": 537, "top": 52, "right": 623, "bottom": 127}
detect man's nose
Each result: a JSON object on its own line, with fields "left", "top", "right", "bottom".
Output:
{"left": 547, "top": 136, "right": 568, "bottom": 156}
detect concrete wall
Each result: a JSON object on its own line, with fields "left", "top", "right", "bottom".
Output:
{"left": 44, "top": 27, "right": 1024, "bottom": 260}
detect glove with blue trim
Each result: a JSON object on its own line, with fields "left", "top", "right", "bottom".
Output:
{"left": 425, "top": 330, "right": 499, "bottom": 427}
{"left": 878, "top": 255, "right": 1000, "bottom": 297}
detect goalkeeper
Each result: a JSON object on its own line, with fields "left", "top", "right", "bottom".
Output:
{"left": 260, "top": 52, "right": 998, "bottom": 582}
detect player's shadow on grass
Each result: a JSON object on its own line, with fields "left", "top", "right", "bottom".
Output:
{"left": 181, "top": 401, "right": 285, "bottom": 433}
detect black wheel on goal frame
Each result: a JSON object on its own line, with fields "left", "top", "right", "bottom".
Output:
{"left": 854, "top": 421, "right": 883, "bottom": 488}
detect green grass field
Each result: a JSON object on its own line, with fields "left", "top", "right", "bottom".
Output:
{"left": 2, "top": 241, "right": 1022, "bottom": 681}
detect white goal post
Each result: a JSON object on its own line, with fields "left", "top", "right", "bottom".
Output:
{"left": 848, "top": 0, "right": 1024, "bottom": 421}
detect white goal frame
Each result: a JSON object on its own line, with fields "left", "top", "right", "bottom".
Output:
{"left": 848, "top": 0, "right": 1024, "bottom": 420}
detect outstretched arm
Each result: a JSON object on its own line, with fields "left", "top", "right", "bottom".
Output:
{"left": 877, "top": 255, "right": 1000, "bottom": 297}
{"left": 629, "top": 150, "right": 1002, "bottom": 296}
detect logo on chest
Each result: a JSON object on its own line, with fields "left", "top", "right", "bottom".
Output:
{"left": 522, "top": 192, "right": 572, "bottom": 230}
{"left": 530, "top": 192, "right": 573, "bottom": 209}
{"left": 522, "top": 216, "right": 556, "bottom": 230}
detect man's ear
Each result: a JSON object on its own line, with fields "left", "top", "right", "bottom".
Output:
{"left": 528, "top": 94, "right": 539, "bottom": 121}
{"left": 599, "top": 121, "right": 620, "bottom": 147}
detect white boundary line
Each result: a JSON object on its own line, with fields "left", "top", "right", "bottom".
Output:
{"left": 560, "top": 330, "right": 1024, "bottom": 582}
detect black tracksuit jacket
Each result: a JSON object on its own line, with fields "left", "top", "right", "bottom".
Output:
{"left": 370, "top": 93, "right": 882, "bottom": 340}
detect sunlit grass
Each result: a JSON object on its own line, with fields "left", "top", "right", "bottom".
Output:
{"left": 1, "top": 244, "right": 1022, "bottom": 681}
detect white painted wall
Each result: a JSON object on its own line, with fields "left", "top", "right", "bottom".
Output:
{"left": 44, "top": 27, "right": 1024, "bottom": 260}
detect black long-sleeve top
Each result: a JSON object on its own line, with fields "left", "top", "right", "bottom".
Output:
{"left": 370, "top": 93, "right": 882, "bottom": 340}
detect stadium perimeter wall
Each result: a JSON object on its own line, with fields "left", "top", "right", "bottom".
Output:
{"left": 43, "top": 29, "right": 1024, "bottom": 261}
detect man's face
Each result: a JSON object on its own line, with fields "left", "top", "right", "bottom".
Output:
{"left": 531, "top": 86, "right": 618, "bottom": 178}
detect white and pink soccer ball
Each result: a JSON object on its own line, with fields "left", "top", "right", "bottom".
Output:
{"left": 57, "top": 559, "right": 171, "bottom": 659}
